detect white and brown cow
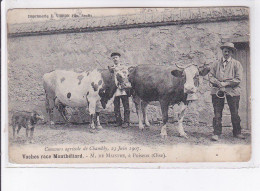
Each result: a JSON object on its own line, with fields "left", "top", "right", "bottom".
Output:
{"left": 43, "top": 67, "right": 131, "bottom": 129}
{"left": 128, "top": 64, "right": 210, "bottom": 138}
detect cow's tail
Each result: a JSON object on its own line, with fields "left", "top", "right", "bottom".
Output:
{"left": 43, "top": 72, "right": 56, "bottom": 122}
{"left": 43, "top": 81, "right": 50, "bottom": 114}
{"left": 10, "top": 113, "right": 16, "bottom": 128}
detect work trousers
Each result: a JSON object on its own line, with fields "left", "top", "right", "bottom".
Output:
{"left": 212, "top": 94, "right": 242, "bottom": 136}
{"left": 114, "top": 95, "right": 130, "bottom": 124}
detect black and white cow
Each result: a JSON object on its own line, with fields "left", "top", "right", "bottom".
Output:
{"left": 43, "top": 67, "right": 131, "bottom": 129}
{"left": 128, "top": 64, "right": 210, "bottom": 138}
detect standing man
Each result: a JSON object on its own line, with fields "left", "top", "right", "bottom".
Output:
{"left": 110, "top": 52, "right": 130, "bottom": 128}
{"left": 209, "top": 42, "right": 245, "bottom": 141}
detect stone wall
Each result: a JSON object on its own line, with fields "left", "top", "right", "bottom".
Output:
{"left": 8, "top": 12, "right": 249, "bottom": 125}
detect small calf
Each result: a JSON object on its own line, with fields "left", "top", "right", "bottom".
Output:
{"left": 11, "top": 111, "right": 44, "bottom": 143}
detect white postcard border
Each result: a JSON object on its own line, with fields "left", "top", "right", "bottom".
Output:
{"left": 2, "top": 0, "right": 260, "bottom": 169}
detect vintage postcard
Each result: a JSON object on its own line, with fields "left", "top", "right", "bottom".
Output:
{"left": 6, "top": 7, "right": 251, "bottom": 164}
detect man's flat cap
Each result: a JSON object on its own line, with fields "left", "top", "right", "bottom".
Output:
{"left": 111, "top": 52, "right": 121, "bottom": 57}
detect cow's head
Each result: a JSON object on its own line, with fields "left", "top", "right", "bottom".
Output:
{"left": 108, "top": 65, "right": 132, "bottom": 89}
{"left": 99, "top": 66, "right": 134, "bottom": 109}
{"left": 99, "top": 69, "right": 118, "bottom": 109}
{"left": 171, "top": 63, "right": 210, "bottom": 101}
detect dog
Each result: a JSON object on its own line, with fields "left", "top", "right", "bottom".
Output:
{"left": 11, "top": 111, "right": 44, "bottom": 143}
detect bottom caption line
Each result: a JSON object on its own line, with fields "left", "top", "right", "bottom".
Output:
{"left": 21, "top": 145, "right": 167, "bottom": 161}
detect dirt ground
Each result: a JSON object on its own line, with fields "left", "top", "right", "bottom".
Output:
{"left": 9, "top": 122, "right": 251, "bottom": 147}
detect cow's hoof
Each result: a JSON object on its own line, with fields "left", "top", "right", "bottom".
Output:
{"left": 179, "top": 133, "right": 188, "bottom": 139}
{"left": 29, "top": 140, "right": 34, "bottom": 144}
{"left": 96, "top": 125, "right": 103, "bottom": 130}
{"left": 50, "top": 125, "right": 57, "bottom": 129}
{"left": 139, "top": 124, "right": 145, "bottom": 130}
{"left": 145, "top": 121, "right": 151, "bottom": 127}
{"left": 122, "top": 123, "right": 130, "bottom": 128}
{"left": 139, "top": 127, "right": 145, "bottom": 131}
{"left": 89, "top": 129, "right": 96, "bottom": 133}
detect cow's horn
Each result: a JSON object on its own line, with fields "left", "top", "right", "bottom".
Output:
{"left": 175, "top": 63, "right": 194, "bottom": 69}
{"left": 175, "top": 63, "right": 185, "bottom": 69}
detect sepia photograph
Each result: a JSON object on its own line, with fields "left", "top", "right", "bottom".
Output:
{"left": 6, "top": 7, "right": 251, "bottom": 164}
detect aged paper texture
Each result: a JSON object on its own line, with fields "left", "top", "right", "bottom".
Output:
{"left": 7, "top": 7, "right": 251, "bottom": 164}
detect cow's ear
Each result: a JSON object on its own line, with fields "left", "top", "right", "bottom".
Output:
{"left": 98, "top": 88, "right": 105, "bottom": 96}
{"left": 199, "top": 66, "right": 210, "bottom": 76}
{"left": 108, "top": 66, "right": 114, "bottom": 73}
{"left": 171, "top": 69, "right": 184, "bottom": 77}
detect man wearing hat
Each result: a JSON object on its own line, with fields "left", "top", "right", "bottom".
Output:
{"left": 110, "top": 52, "right": 130, "bottom": 128}
{"left": 209, "top": 42, "right": 245, "bottom": 141}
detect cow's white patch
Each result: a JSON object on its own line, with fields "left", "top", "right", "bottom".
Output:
{"left": 55, "top": 69, "right": 102, "bottom": 108}
{"left": 44, "top": 69, "right": 106, "bottom": 130}
{"left": 183, "top": 65, "right": 199, "bottom": 94}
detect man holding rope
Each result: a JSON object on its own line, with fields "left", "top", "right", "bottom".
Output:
{"left": 109, "top": 52, "right": 131, "bottom": 128}
{"left": 209, "top": 42, "right": 245, "bottom": 141}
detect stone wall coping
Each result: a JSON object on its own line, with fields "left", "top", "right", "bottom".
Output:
{"left": 8, "top": 7, "right": 249, "bottom": 37}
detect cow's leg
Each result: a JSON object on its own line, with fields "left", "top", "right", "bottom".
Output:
{"left": 95, "top": 100, "right": 103, "bottom": 129}
{"left": 17, "top": 125, "right": 22, "bottom": 136}
{"left": 12, "top": 123, "right": 16, "bottom": 139}
{"left": 177, "top": 102, "right": 188, "bottom": 138}
{"left": 141, "top": 101, "right": 150, "bottom": 127}
{"left": 25, "top": 124, "right": 34, "bottom": 144}
{"left": 159, "top": 100, "right": 169, "bottom": 138}
{"left": 88, "top": 99, "right": 97, "bottom": 129}
{"left": 49, "top": 108, "right": 55, "bottom": 125}
{"left": 29, "top": 126, "right": 35, "bottom": 143}
{"left": 133, "top": 96, "right": 144, "bottom": 130}
{"left": 89, "top": 114, "right": 96, "bottom": 130}
{"left": 95, "top": 112, "right": 103, "bottom": 130}
{"left": 12, "top": 126, "right": 15, "bottom": 139}
{"left": 26, "top": 127, "right": 29, "bottom": 138}
{"left": 45, "top": 91, "right": 55, "bottom": 125}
